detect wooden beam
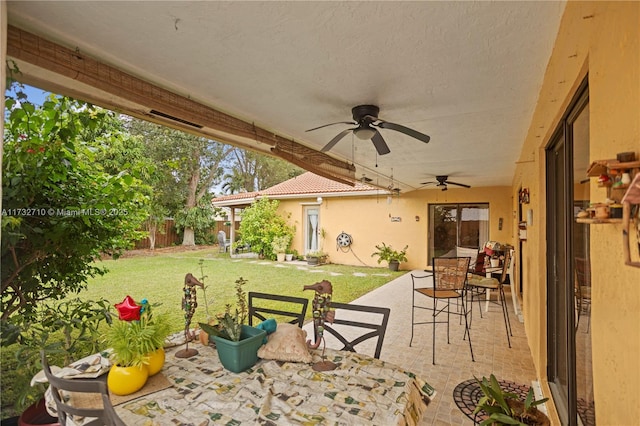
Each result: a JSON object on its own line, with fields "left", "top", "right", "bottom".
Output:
{"left": 272, "top": 147, "right": 355, "bottom": 186}
{"left": 6, "top": 25, "right": 355, "bottom": 182}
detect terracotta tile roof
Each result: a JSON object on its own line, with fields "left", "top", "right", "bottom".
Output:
{"left": 262, "top": 172, "right": 376, "bottom": 195}
{"left": 212, "top": 172, "right": 377, "bottom": 204}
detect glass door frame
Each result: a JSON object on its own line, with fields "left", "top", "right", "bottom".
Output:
{"left": 545, "top": 77, "right": 589, "bottom": 426}
{"left": 303, "top": 205, "right": 320, "bottom": 255}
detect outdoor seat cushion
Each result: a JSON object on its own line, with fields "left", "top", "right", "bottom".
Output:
{"left": 467, "top": 275, "right": 499, "bottom": 289}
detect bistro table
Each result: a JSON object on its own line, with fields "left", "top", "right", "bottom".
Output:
{"left": 114, "top": 344, "right": 435, "bottom": 425}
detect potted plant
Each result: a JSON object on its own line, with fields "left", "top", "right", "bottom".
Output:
{"left": 371, "top": 242, "right": 408, "bottom": 271}
{"left": 306, "top": 251, "right": 327, "bottom": 266}
{"left": 198, "top": 277, "right": 266, "bottom": 373}
{"left": 473, "top": 374, "right": 550, "bottom": 425}
{"left": 106, "top": 296, "right": 172, "bottom": 395}
{"left": 271, "top": 235, "right": 291, "bottom": 262}
{"left": 484, "top": 241, "right": 503, "bottom": 267}
{"left": 285, "top": 249, "right": 294, "bottom": 262}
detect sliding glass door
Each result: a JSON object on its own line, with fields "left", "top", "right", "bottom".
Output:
{"left": 545, "top": 78, "right": 592, "bottom": 425}
{"left": 428, "top": 204, "right": 489, "bottom": 259}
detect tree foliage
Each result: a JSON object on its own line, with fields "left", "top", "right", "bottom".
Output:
{"left": 221, "top": 148, "right": 303, "bottom": 194}
{"left": 174, "top": 196, "right": 218, "bottom": 245}
{"left": 1, "top": 91, "right": 149, "bottom": 321}
{"left": 237, "top": 198, "right": 294, "bottom": 259}
{"left": 126, "top": 119, "right": 232, "bottom": 245}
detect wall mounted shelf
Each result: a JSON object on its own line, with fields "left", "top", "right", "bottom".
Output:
{"left": 583, "top": 154, "right": 639, "bottom": 268}
{"left": 586, "top": 159, "right": 640, "bottom": 177}
{"left": 576, "top": 218, "right": 623, "bottom": 224}
{"left": 585, "top": 157, "right": 640, "bottom": 207}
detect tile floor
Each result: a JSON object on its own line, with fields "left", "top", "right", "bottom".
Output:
{"left": 308, "top": 270, "right": 538, "bottom": 426}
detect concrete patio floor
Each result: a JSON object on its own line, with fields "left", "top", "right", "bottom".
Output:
{"left": 305, "top": 270, "right": 538, "bottom": 425}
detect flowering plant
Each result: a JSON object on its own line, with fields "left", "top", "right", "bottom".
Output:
{"left": 106, "top": 295, "right": 171, "bottom": 367}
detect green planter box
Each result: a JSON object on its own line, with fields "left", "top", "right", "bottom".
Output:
{"left": 212, "top": 325, "right": 266, "bottom": 373}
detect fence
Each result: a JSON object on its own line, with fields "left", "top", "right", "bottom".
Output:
{"left": 134, "top": 219, "right": 236, "bottom": 249}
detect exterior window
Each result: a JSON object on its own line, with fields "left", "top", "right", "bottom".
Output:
{"left": 428, "top": 204, "right": 489, "bottom": 259}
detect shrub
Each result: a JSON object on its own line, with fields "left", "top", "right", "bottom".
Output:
{"left": 237, "top": 198, "right": 293, "bottom": 259}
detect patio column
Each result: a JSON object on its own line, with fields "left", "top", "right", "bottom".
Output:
{"left": 229, "top": 207, "right": 236, "bottom": 249}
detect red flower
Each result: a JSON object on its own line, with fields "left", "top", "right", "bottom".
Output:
{"left": 115, "top": 295, "right": 141, "bottom": 321}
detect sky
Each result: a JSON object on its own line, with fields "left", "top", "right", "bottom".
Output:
{"left": 5, "top": 83, "right": 51, "bottom": 105}
{"left": 4, "top": 82, "right": 231, "bottom": 194}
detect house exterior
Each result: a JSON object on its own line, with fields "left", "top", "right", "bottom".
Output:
{"left": 212, "top": 171, "right": 512, "bottom": 271}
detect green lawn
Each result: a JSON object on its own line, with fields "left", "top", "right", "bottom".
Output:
{"left": 1, "top": 246, "right": 402, "bottom": 419}
{"left": 84, "top": 247, "right": 402, "bottom": 333}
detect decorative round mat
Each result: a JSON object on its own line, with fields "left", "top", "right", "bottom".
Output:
{"left": 453, "top": 378, "right": 531, "bottom": 423}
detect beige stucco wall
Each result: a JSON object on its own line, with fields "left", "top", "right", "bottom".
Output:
{"left": 277, "top": 185, "right": 512, "bottom": 271}
{"left": 513, "top": 1, "right": 640, "bottom": 424}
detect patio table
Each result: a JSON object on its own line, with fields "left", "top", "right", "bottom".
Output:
{"left": 114, "top": 343, "right": 436, "bottom": 425}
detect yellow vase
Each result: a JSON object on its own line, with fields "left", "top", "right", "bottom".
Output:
{"left": 147, "top": 347, "right": 165, "bottom": 376}
{"left": 107, "top": 364, "right": 149, "bottom": 396}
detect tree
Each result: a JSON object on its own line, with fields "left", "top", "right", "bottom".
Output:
{"left": 126, "top": 119, "right": 233, "bottom": 245}
{"left": 221, "top": 148, "right": 303, "bottom": 194}
{"left": 1, "top": 91, "right": 149, "bottom": 321}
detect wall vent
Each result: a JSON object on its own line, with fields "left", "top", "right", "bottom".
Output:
{"left": 150, "top": 110, "right": 203, "bottom": 129}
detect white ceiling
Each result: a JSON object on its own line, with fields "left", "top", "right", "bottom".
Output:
{"left": 6, "top": 1, "right": 566, "bottom": 192}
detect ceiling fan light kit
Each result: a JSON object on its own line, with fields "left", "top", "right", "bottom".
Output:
{"left": 354, "top": 126, "right": 376, "bottom": 140}
{"left": 306, "top": 104, "right": 430, "bottom": 156}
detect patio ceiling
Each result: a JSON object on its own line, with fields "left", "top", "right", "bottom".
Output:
{"left": 5, "top": 1, "right": 566, "bottom": 193}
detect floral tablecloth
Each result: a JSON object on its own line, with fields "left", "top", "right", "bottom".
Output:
{"left": 115, "top": 344, "right": 435, "bottom": 425}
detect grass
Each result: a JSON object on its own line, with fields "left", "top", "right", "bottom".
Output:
{"left": 84, "top": 247, "right": 402, "bottom": 333}
{"left": 1, "top": 246, "right": 403, "bottom": 419}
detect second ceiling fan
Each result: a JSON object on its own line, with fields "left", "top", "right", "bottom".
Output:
{"left": 421, "top": 175, "right": 471, "bottom": 191}
{"left": 306, "top": 105, "right": 431, "bottom": 156}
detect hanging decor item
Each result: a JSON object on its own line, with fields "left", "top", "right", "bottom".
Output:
{"left": 303, "top": 280, "right": 336, "bottom": 371}
{"left": 176, "top": 273, "right": 204, "bottom": 358}
{"left": 519, "top": 188, "right": 530, "bottom": 204}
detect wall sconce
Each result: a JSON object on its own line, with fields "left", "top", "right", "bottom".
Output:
{"left": 317, "top": 197, "right": 323, "bottom": 204}
{"left": 415, "top": 216, "right": 420, "bottom": 222}
{"left": 498, "top": 218, "right": 503, "bottom": 230}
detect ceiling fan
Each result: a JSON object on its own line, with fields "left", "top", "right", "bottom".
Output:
{"left": 421, "top": 175, "right": 471, "bottom": 191}
{"left": 305, "top": 105, "right": 430, "bottom": 156}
